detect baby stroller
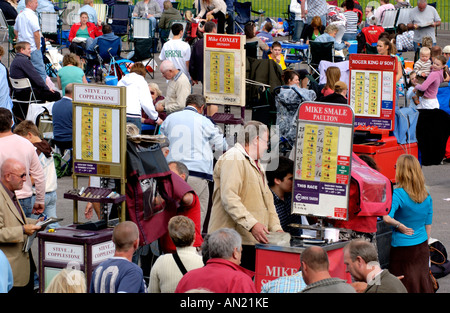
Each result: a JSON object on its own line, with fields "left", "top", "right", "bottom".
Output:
{"left": 273, "top": 86, "right": 305, "bottom": 155}
{"left": 91, "top": 45, "right": 134, "bottom": 84}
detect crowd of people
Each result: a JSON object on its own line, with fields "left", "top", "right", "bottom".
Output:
{"left": 0, "top": 0, "right": 448, "bottom": 295}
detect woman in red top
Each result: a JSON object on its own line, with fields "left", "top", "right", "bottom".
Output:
{"left": 68, "top": 12, "right": 103, "bottom": 57}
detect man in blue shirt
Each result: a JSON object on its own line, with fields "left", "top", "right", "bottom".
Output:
{"left": 0, "top": 249, "right": 13, "bottom": 293}
{"left": 78, "top": 0, "right": 98, "bottom": 24}
{"left": 0, "top": 49, "right": 13, "bottom": 114}
{"left": 51, "top": 83, "right": 73, "bottom": 155}
{"left": 90, "top": 221, "right": 147, "bottom": 293}
{"left": 160, "top": 94, "right": 228, "bottom": 232}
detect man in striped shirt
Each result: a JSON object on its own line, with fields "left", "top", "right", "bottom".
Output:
{"left": 301, "top": 0, "right": 328, "bottom": 27}
{"left": 342, "top": 0, "right": 360, "bottom": 42}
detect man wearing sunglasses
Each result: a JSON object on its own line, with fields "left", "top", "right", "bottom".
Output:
{"left": 0, "top": 158, "right": 43, "bottom": 294}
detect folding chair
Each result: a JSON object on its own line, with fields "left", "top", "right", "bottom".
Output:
{"left": 168, "top": 20, "right": 187, "bottom": 41}
{"left": 130, "top": 37, "right": 157, "bottom": 79}
{"left": 234, "top": 2, "right": 265, "bottom": 34}
{"left": 0, "top": 9, "right": 12, "bottom": 42}
{"left": 93, "top": 3, "right": 108, "bottom": 24}
{"left": 39, "top": 11, "right": 63, "bottom": 51}
{"left": 244, "top": 41, "right": 258, "bottom": 59}
{"left": 7, "top": 25, "right": 16, "bottom": 66}
{"left": 109, "top": 1, "right": 130, "bottom": 37}
{"left": 9, "top": 77, "right": 44, "bottom": 124}
{"left": 307, "top": 41, "right": 334, "bottom": 79}
{"left": 132, "top": 18, "right": 150, "bottom": 39}
{"left": 381, "top": 9, "right": 398, "bottom": 31}
{"left": 282, "top": 5, "right": 295, "bottom": 38}
{"left": 395, "top": 7, "right": 413, "bottom": 28}
{"left": 365, "top": 42, "right": 378, "bottom": 54}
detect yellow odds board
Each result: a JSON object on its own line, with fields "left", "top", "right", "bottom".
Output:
{"left": 81, "top": 107, "right": 94, "bottom": 160}
{"left": 350, "top": 70, "right": 381, "bottom": 117}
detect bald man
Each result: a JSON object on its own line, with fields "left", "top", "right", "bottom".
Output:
{"left": 300, "top": 246, "right": 356, "bottom": 293}
{"left": 0, "top": 158, "right": 42, "bottom": 294}
{"left": 90, "top": 221, "right": 147, "bottom": 293}
{"left": 157, "top": 60, "right": 191, "bottom": 114}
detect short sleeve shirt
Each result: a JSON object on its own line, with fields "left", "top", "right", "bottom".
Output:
{"left": 408, "top": 5, "right": 441, "bottom": 43}
{"left": 159, "top": 38, "right": 192, "bottom": 79}
{"left": 14, "top": 8, "right": 41, "bottom": 52}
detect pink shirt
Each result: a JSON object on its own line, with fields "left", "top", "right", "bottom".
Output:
{"left": 415, "top": 69, "right": 444, "bottom": 99}
{"left": 0, "top": 134, "right": 45, "bottom": 203}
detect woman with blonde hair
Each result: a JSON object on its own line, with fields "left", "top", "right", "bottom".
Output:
{"left": 383, "top": 154, "right": 434, "bottom": 293}
{"left": 141, "top": 82, "right": 166, "bottom": 132}
{"left": 57, "top": 53, "right": 88, "bottom": 96}
{"left": 45, "top": 268, "right": 87, "bottom": 293}
{"left": 321, "top": 66, "right": 341, "bottom": 97}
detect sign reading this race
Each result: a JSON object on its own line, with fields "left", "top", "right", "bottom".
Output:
{"left": 292, "top": 102, "right": 355, "bottom": 220}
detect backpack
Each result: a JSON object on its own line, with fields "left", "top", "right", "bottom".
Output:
{"left": 351, "top": 153, "right": 392, "bottom": 217}
{"left": 53, "top": 150, "right": 72, "bottom": 178}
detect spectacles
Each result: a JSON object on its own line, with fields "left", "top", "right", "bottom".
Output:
{"left": 150, "top": 91, "right": 155, "bottom": 95}
{"left": 10, "top": 173, "right": 26, "bottom": 179}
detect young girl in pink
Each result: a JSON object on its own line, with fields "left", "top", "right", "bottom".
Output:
{"left": 414, "top": 55, "right": 448, "bottom": 109}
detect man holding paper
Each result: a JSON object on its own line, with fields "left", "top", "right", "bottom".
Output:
{"left": 0, "top": 158, "right": 43, "bottom": 294}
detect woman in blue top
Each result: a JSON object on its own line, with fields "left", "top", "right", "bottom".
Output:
{"left": 383, "top": 154, "right": 434, "bottom": 293}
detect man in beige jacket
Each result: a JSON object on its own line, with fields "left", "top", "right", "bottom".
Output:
{"left": 0, "top": 158, "right": 42, "bottom": 294}
{"left": 208, "top": 121, "right": 283, "bottom": 271}
{"left": 157, "top": 60, "right": 191, "bottom": 115}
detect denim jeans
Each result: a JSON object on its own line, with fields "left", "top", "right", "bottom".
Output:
{"left": 127, "top": 116, "right": 142, "bottom": 133}
{"left": 292, "top": 20, "right": 304, "bottom": 42}
{"left": 30, "top": 49, "right": 47, "bottom": 82}
{"left": 31, "top": 191, "right": 60, "bottom": 229}
{"left": 19, "top": 197, "right": 34, "bottom": 218}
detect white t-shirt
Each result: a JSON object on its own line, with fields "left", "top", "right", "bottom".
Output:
{"left": 14, "top": 8, "right": 41, "bottom": 52}
{"left": 159, "top": 38, "right": 191, "bottom": 80}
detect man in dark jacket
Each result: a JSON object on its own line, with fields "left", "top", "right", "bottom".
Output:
{"left": 9, "top": 42, "right": 61, "bottom": 120}
{"left": 189, "top": 21, "right": 217, "bottom": 86}
{"left": 158, "top": 0, "right": 182, "bottom": 29}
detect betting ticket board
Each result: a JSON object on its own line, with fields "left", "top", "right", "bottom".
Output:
{"left": 292, "top": 102, "right": 355, "bottom": 220}
{"left": 348, "top": 54, "right": 398, "bottom": 131}
{"left": 72, "top": 84, "right": 127, "bottom": 178}
{"left": 203, "top": 34, "right": 246, "bottom": 106}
